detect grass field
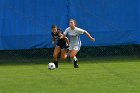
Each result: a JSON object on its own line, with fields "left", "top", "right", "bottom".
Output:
{"left": 0, "top": 56, "right": 140, "bottom": 93}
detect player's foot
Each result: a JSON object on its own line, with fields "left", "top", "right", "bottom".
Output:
{"left": 54, "top": 61, "right": 58, "bottom": 68}
{"left": 74, "top": 61, "right": 79, "bottom": 68}
{"left": 74, "top": 64, "right": 79, "bottom": 68}
{"left": 55, "top": 65, "right": 58, "bottom": 68}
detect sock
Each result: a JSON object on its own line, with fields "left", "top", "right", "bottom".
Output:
{"left": 73, "top": 56, "right": 78, "bottom": 61}
{"left": 54, "top": 61, "right": 58, "bottom": 68}
{"left": 71, "top": 56, "right": 78, "bottom": 63}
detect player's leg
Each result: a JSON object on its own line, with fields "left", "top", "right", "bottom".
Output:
{"left": 60, "top": 44, "right": 69, "bottom": 61}
{"left": 53, "top": 46, "right": 61, "bottom": 68}
{"left": 61, "top": 49, "right": 68, "bottom": 61}
{"left": 69, "top": 46, "right": 80, "bottom": 68}
{"left": 70, "top": 50, "right": 79, "bottom": 68}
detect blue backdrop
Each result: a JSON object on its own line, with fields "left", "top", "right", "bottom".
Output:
{"left": 0, "top": 0, "right": 139, "bottom": 50}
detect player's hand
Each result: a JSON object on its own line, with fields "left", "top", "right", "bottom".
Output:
{"left": 67, "top": 43, "right": 70, "bottom": 47}
{"left": 90, "top": 37, "right": 95, "bottom": 42}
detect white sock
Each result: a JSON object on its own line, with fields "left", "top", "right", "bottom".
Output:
{"left": 73, "top": 56, "right": 78, "bottom": 61}
{"left": 71, "top": 56, "right": 78, "bottom": 62}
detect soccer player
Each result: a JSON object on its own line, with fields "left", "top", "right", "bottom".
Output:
{"left": 51, "top": 25, "right": 70, "bottom": 68}
{"left": 63, "top": 19, "right": 95, "bottom": 68}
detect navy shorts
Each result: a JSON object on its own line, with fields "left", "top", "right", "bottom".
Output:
{"left": 56, "top": 42, "right": 69, "bottom": 49}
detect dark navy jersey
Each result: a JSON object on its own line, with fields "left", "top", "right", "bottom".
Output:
{"left": 51, "top": 29, "right": 63, "bottom": 40}
{"left": 51, "top": 29, "right": 67, "bottom": 46}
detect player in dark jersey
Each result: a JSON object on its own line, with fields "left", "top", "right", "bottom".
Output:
{"left": 51, "top": 25, "right": 69, "bottom": 68}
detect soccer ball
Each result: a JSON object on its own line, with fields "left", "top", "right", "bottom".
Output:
{"left": 48, "top": 63, "right": 56, "bottom": 70}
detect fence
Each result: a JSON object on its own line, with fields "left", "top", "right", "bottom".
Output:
{"left": 0, "top": 0, "right": 139, "bottom": 62}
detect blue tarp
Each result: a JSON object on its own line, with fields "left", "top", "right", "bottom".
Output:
{"left": 0, "top": 0, "right": 139, "bottom": 50}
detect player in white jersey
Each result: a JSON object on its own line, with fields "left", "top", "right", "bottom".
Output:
{"left": 64, "top": 19, "right": 95, "bottom": 68}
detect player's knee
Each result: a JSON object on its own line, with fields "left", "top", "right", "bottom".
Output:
{"left": 70, "top": 55, "right": 75, "bottom": 59}
{"left": 61, "top": 55, "right": 67, "bottom": 61}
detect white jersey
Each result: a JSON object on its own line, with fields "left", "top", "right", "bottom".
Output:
{"left": 64, "top": 27, "right": 85, "bottom": 47}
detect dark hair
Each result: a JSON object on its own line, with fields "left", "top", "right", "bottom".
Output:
{"left": 51, "top": 25, "right": 57, "bottom": 29}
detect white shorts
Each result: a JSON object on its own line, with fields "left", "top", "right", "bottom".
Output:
{"left": 69, "top": 45, "right": 81, "bottom": 51}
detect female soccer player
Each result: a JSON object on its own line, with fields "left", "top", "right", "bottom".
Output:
{"left": 64, "top": 19, "right": 95, "bottom": 68}
{"left": 51, "top": 25, "right": 69, "bottom": 68}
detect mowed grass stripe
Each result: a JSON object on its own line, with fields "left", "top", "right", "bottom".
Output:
{"left": 0, "top": 58, "right": 139, "bottom": 93}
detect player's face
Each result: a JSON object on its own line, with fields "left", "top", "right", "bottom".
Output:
{"left": 52, "top": 28, "right": 57, "bottom": 34}
{"left": 69, "top": 21, "right": 75, "bottom": 28}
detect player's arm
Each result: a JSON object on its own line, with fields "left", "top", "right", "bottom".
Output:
{"left": 62, "top": 28, "right": 70, "bottom": 46}
{"left": 77, "top": 28, "right": 95, "bottom": 42}
{"left": 64, "top": 36, "right": 70, "bottom": 46}
{"left": 52, "top": 36, "right": 55, "bottom": 44}
{"left": 84, "top": 31, "right": 95, "bottom": 42}
{"left": 59, "top": 34, "right": 70, "bottom": 46}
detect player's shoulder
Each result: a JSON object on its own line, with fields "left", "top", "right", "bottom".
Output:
{"left": 65, "top": 27, "right": 71, "bottom": 31}
{"left": 75, "top": 27, "right": 83, "bottom": 30}
{"left": 74, "top": 27, "right": 84, "bottom": 32}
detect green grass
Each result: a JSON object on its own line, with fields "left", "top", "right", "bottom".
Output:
{"left": 0, "top": 57, "right": 140, "bottom": 93}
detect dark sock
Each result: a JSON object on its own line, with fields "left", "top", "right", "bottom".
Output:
{"left": 54, "top": 61, "right": 58, "bottom": 68}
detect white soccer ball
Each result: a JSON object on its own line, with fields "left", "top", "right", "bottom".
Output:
{"left": 48, "top": 63, "right": 56, "bottom": 70}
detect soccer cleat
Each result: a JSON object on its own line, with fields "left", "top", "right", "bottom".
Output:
{"left": 74, "top": 61, "right": 79, "bottom": 68}
{"left": 74, "top": 63, "right": 79, "bottom": 68}
{"left": 54, "top": 61, "right": 58, "bottom": 68}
